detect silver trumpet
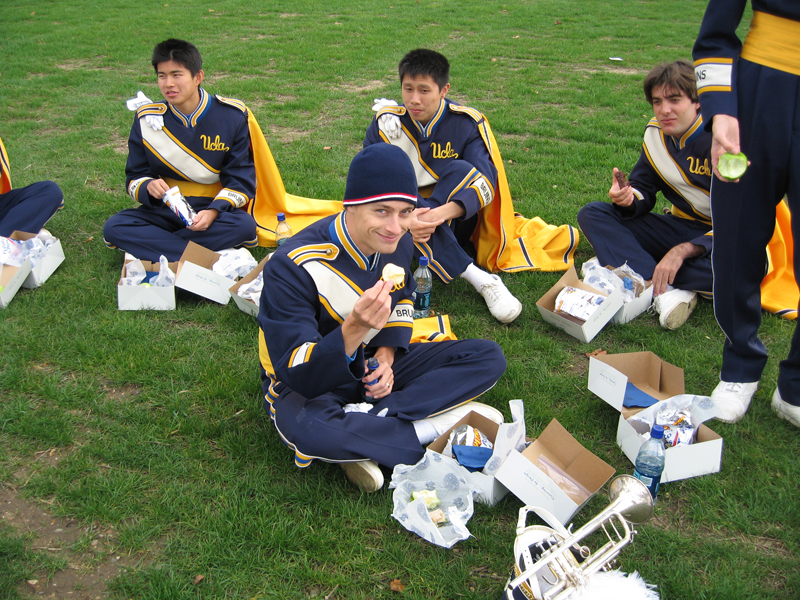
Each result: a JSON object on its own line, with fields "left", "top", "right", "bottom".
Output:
{"left": 505, "top": 474, "right": 654, "bottom": 600}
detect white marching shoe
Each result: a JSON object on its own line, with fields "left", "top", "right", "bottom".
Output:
{"left": 480, "top": 275, "right": 522, "bottom": 324}
{"left": 417, "top": 401, "right": 504, "bottom": 441}
{"left": 771, "top": 388, "right": 800, "bottom": 428}
{"left": 712, "top": 380, "right": 758, "bottom": 423}
{"left": 340, "top": 460, "right": 384, "bottom": 493}
{"left": 653, "top": 288, "right": 697, "bottom": 330}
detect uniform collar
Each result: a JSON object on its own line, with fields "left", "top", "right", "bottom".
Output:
{"left": 168, "top": 88, "right": 212, "bottom": 128}
{"left": 329, "top": 211, "right": 380, "bottom": 271}
{"left": 410, "top": 98, "right": 447, "bottom": 139}
{"left": 672, "top": 113, "right": 704, "bottom": 149}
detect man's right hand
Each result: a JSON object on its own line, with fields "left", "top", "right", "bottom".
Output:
{"left": 341, "top": 279, "right": 395, "bottom": 356}
{"left": 608, "top": 167, "right": 635, "bottom": 207}
{"left": 146, "top": 178, "right": 170, "bottom": 200}
{"left": 409, "top": 206, "right": 445, "bottom": 243}
{"left": 711, "top": 114, "right": 741, "bottom": 182}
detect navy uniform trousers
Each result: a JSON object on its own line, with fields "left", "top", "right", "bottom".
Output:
{"left": 416, "top": 160, "right": 482, "bottom": 282}
{"left": 0, "top": 181, "right": 63, "bottom": 237}
{"left": 103, "top": 200, "right": 256, "bottom": 262}
{"left": 577, "top": 202, "right": 713, "bottom": 294}
{"left": 712, "top": 59, "right": 800, "bottom": 404}
{"left": 270, "top": 339, "right": 506, "bottom": 469}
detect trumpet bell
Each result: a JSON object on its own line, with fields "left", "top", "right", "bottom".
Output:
{"left": 607, "top": 475, "right": 654, "bottom": 525}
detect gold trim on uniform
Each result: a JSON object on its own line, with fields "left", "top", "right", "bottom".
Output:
{"left": 162, "top": 177, "right": 223, "bottom": 200}
{"left": 694, "top": 58, "right": 734, "bottom": 95}
{"left": 742, "top": 11, "right": 800, "bottom": 77}
{"left": 127, "top": 176, "right": 151, "bottom": 200}
{"left": 217, "top": 187, "right": 249, "bottom": 209}
{"left": 289, "top": 243, "right": 340, "bottom": 266}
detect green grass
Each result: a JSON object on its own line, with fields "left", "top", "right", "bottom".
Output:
{"left": 1, "top": 1, "right": 799, "bottom": 599}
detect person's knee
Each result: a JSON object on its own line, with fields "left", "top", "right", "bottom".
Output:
{"left": 473, "top": 339, "right": 507, "bottom": 376}
{"left": 577, "top": 202, "right": 607, "bottom": 231}
{"left": 102, "top": 213, "right": 125, "bottom": 244}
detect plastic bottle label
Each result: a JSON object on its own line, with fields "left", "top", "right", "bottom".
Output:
{"left": 414, "top": 291, "right": 431, "bottom": 311}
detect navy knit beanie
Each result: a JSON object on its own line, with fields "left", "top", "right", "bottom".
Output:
{"left": 343, "top": 144, "right": 418, "bottom": 206}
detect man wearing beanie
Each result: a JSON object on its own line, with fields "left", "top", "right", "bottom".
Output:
{"left": 257, "top": 144, "right": 507, "bottom": 492}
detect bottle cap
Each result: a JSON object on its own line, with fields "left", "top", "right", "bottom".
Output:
{"left": 277, "top": 212, "right": 286, "bottom": 221}
{"left": 651, "top": 424, "right": 665, "bottom": 439}
{"left": 419, "top": 256, "right": 428, "bottom": 266}
{"left": 367, "top": 357, "right": 379, "bottom": 369}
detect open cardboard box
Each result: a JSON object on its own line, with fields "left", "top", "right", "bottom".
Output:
{"left": 0, "top": 257, "right": 33, "bottom": 309}
{"left": 496, "top": 418, "right": 615, "bottom": 526}
{"left": 588, "top": 351, "right": 723, "bottom": 482}
{"left": 175, "top": 242, "right": 234, "bottom": 305}
{"left": 427, "top": 412, "right": 511, "bottom": 505}
{"left": 536, "top": 266, "right": 624, "bottom": 343}
{"left": 9, "top": 231, "right": 65, "bottom": 289}
{"left": 228, "top": 255, "right": 269, "bottom": 317}
{"left": 611, "top": 281, "right": 653, "bottom": 324}
{"left": 117, "top": 255, "right": 178, "bottom": 310}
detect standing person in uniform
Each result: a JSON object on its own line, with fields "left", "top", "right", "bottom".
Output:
{"left": 693, "top": 1, "right": 800, "bottom": 426}
{"left": 258, "top": 144, "right": 507, "bottom": 492}
{"left": 103, "top": 39, "right": 257, "bottom": 262}
{"left": 366, "top": 50, "right": 529, "bottom": 324}
{"left": 0, "top": 136, "right": 63, "bottom": 237}
{"left": 578, "top": 61, "right": 713, "bottom": 330}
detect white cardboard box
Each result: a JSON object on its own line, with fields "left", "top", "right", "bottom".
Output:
{"left": 175, "top": 242, "right": 233, "bottom": 305}
{"left": 0, "top": 258, "right": 33, "bottom": 309}
{"left": 228, "top": 255, "right": 269, "bottom": 317}
{"left": 496, "top": 418, "right": 615, "bottom": 526}
{"left": 587, "top": 351, "right": 723, "bottom": 482}
{"left": 9, "top": 231, "right": 66, "bottom": 289}
{"left": 426, "top": 412, "right": 512, "bottom": 506}
{"left": 536, "top": 266, "right": 624, "bottom": 343}
{"left": 611, "top": 281, "right": 653, "bottom": 324}
{"left": 117, "top": 257, "right": 178, "bottom": 311}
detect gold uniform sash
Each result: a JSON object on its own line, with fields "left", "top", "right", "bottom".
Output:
{"left": 0, "top": 136, "right": 12, "bottom": 195}
{"left": 763, "top": 201, "right": 798, "bottom": 320}
{"left": 245, "top": 112, "right": 342, "bottom": 246}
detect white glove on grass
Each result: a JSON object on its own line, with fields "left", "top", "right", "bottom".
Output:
{"left": 372, "top": 97, "right": 401, "bottom": 139}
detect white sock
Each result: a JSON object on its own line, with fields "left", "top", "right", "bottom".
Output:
{"left": 412, "top": 418, "right": 439, "bottom": 446}
{"left": 460, "top": 263, "right": 494, "bottom": 291}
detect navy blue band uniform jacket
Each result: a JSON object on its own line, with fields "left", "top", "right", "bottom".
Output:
{"left": 624, "top": 113, "right": 713, "bottom": 255}
{"left": 364, "top": 98, "right": 497, "bottom": 225}
{"left": 126, "top": 88, "right": 256, "bottom": 214}
{"left": 258, "top": 211, "right": 416, "bottom": 407}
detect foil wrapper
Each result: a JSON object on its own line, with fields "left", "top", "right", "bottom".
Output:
{"left": 448, "top": 424, "right": 493, "bottom": 449}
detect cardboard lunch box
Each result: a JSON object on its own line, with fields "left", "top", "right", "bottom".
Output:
{"left": 117, "top": 255, "right": 178, "bottom": 311}
{"left": 228, "top": 255, "right": 269, "bottom": 317}
{"left": 496, "top": 418, "right": 615, "bottom": 527}
{"left": 9, "top": 230, "right": 65, "bottom": 289}
{"left": 587, "top": 351, "right": 723, "bottom": 482}
{"left": 0, "top": 257, "right": 33, "bottom": 309}
{"left": 174, "top": 242, "right": 234, "bottom": 305}
{"left": 536, "top": 266, "right": 624, "bottom": 343}
{"left": 611, "top": 281, "right": 653, "bottom": 325}
{"left": 427, "top": 412, "right": 512, "bottom": 506}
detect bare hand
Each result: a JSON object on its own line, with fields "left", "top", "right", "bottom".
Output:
{"left": 146, "top": 178, "right": 171, "bottom": 199}
{"left": 652, "top": 251, "right": 684, "bottom": 296}
{"left": 362, "top": 347, "right": 396, "bottom": 399}
{"left": 710, "top": 114, "right": 741, "bottom": 182}
{"left": 341, "top": 280, "right": 394, "bottom": 355}
{"left": 608, "top": 168, "right": 635, "bottom": 207}
{"left": 410, "top": 206, "right": 445, "bottom": 243}
{"left": 189, "top": 209, "right": 219, "bottom": 231}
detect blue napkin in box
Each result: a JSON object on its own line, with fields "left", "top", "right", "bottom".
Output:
{"left": 623, "top": 382, "right": 658, "bottom": 408}
{"left": 452, "top": 445, "right": 493, "bottom": 472}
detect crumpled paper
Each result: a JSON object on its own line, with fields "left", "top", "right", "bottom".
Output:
{"left": 213, "top": 248, "right": 257, "bottom": 280}
{"left": 390, "top": 450, "right": 477, "bottom": 548}
{"left": 237, "top": 271, "right": 263, "bottom": 305}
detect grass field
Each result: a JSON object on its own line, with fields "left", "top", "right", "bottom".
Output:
{"left": 1, "top": 1, "right": 799, "bottom": 599}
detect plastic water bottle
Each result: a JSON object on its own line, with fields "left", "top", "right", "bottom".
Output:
{"left": 361, "top": 357, "right": 380, "bottom": 400}
{"left": 413, "top": 257, "right": 432, "bottom": 318}
{"left": 275, "top": 212, "right": 292, "bottom": 246}
{"left": 633, "top": 424, "right": 666, "bottom": 501}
